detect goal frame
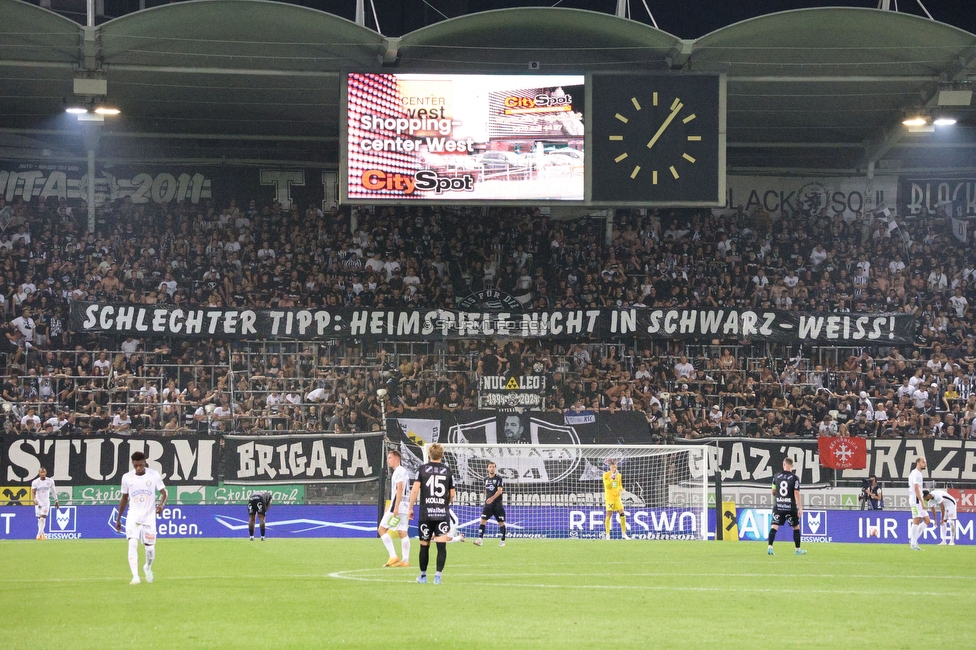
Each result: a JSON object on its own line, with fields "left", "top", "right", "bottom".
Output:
{"left": 434, "top": 443, "right": 709, "bottom": 540}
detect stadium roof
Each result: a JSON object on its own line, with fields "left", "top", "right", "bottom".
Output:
{"left": 1, "top": 0, "right": 974, "bottom": 176}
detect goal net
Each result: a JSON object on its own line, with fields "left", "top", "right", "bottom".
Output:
{"left": 438, "top": 444, "right": 708, "bottom": 540}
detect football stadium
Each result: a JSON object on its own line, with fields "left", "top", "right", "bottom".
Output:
{"left": 1, "top": 0, "right": 976, "bottom": 647}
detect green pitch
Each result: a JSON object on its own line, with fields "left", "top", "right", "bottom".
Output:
{"left": 2, "top": 539, "right": 974, "bottom": 649}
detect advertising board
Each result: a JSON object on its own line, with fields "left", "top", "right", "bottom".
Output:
{"left": 344, "top": 73, "right": 585, "bottom": 203}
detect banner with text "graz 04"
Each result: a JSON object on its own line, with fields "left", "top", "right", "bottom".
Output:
{"left": 679, "top": 437, "right": 976, "bottom": 487}
{"left": 70, "top": 301, "right": 915, "bottom": 344}
{"left": 2, "top": 435, "right": 219, "bottom": 486}
{"left": 221, "top": 433, "right": 384, "bottom": 485}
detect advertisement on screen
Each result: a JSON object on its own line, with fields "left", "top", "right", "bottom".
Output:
{"left": 0, "top": 505, "right": 378, "bottom": 540}
{"left": 734, "top": 508, "right": 976, "bottom": 545}
{"left": 344, "top": 73, "right": 585, "bottom": 203}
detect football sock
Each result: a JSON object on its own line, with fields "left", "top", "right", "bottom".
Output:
{"left": 478, "top": 524, "right": 485, "bottom": 539}
{"left": 400, "top": 536, "right": 410, "bottom": 560}
{"left": 37, "top": 517, "right": 45, "bottom": 536}
{"left": 619, "top": 514, "right": 627, "bottom": 534}
{"left": 145, "top": 545, "right": 155, "bottom": 569}
{"left": 908, "top": 522, "right": 918, "bottom": 545}
{"left": 793, "top": 529, "right": 801, "bottom": 548}
{"left": 381, "top": 533, "right": 397, "bottom": 558}
{"left": 435, "top": 542, "right": 446, "bottom": 572}
{"left": 605, "top": 515, "right": 612, "bottom": 537}
{"left": 260, "top": 521, "right": 266, "bottom": 537}
{"left": 500, "top": 525, "right": 506, "bottom": 541}
{"left": 127, "top": 538, "right": 139, "bottom": 578}
{"left": 767, "top": 527, "right": 777, "bottom": 546}
{"left": 248, "top": 521, "right": 255, "bottom": 537}
{"left": 419, "top": 544, "right": 430, "bottom": 572}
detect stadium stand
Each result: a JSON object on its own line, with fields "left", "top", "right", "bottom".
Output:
{"left": 0, "top": 192, "right": 973, "bottom": 442}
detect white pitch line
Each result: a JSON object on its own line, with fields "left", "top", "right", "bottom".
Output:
{"left": 323, "top": 570, "right": 969, "bottom": 597}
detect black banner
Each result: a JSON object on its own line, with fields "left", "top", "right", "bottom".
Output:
{"left": 478, "top": 375, "right": 547, "bottom": 409}
{"left": 898, "top": 176, "right": 976, "bottom": 218}
{"left": 71, "top": 301, "right": 915, "bottom": 344}
{"left": 0, "top": 163, "right": 335, "bottom": 212}
{"left": 221, "top": 433, "right": 384, "bottom": 485}
{"left": 2, "top": 435, "right": 218, "bottom": 486}
{"left": 387, "top": 410, "right": 650, "bottom": 449}
{"left": 680, "top": 437, "right": 976, "bottom": 487}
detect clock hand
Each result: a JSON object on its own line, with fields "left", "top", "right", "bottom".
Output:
{"left": 646, "top": 102, "right": 684, "bottom": 150}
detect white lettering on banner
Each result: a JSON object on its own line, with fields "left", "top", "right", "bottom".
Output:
{"left": 6, "top": 439, "right": 41, "bottom": 481}
{"left": 0, "top": 165, "right": 212, "bottom": 205}
{"left": 906, "top": 179, "right": 976, "bottom": 217}
{"left": 1, "top": 512, "right": 15, "bottom": 534}
{"left": 73, "top": 303, "right": 914, "bottom": 343}
{"left": 568, "top": 510, "right": 697, "bottom": 533}
{"left": 858, "top": 517, "right": 900, "bottom": 539}
{"left": 5, "top": 437, "right": 216, "bottom": 484}
{"left": 259, "top": 170, "right": 304, "bottom": 210}
{"left": 750, "top": 447, "right": 773, "bottom": 480}
{"left": 719, "top": 176, "right": 894, "bottom": 220}
{"left": 231, "top": 439, "right": 376, "bottom": 481}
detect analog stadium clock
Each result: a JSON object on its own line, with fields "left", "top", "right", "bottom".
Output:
{"left": 589, "top": 73, "right": 725, "bottom": 205}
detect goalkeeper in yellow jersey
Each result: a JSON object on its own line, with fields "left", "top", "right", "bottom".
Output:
{"left": 602, "top": 460, "right": 629, "bottom": 539}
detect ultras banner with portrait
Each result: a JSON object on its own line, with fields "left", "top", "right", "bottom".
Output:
{"left": 386, "top": 410, "right": 650, "bottom": 448}
{"left": 70, "top": 301, "right": 916, "bottom": 345}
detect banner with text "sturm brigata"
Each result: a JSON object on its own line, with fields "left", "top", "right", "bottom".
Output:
{"left": 70, "top": 301, "right": 915, "bottom": 344}
{"left": 221, "top": 433, "right": 384, "bottom": 485}
{"left": 2, "top": 435, "right": 219, "bottom": 486}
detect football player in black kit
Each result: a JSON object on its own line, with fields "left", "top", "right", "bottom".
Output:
{"left": 408, "top": 443, "right": 455, "bottom": 584}
{"left": 474, "top": 461, "right": 506, "bottom": 547}
{"left": 247, "top": 490, "right": 272, "bottom": 541}
{"left": 767, "top": 457, "right": 806, "bottom": 555}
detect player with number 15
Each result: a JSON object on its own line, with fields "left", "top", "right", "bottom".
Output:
{"left": 408, "top": 443, "right": 455, "bottom": 584}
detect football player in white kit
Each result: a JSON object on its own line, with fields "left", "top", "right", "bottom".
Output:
{"left": 923, "top": 489, "right": 958, "bottom": 545}
{"left": 115, "top": 451, "right": 167, "bottom": 584}
{"left": 446, "top": 509, "right": 465, "bottom": 543}
{"left": 378, "top": 449, "right": 411, "bottom": 567}
{"left": 30, "top": 467, "right": 58, "bottom": 540}
{"left": 908, "top": 457, "right": 932, "bottom": 550}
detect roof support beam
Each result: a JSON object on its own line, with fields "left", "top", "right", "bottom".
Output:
{"left": 0, "top": 127, "right": 337, "bottom": 142}
{"left": 728, "top": 141, "right": 863, "bottom": 149}
{"left": 107, "top": 64, "right": 341, "bottom": 77}
{"left": 731, "top": 75, "right": 940, "bottom": 83}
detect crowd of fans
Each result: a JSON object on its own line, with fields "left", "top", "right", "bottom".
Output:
{"left": 0, "top": 191, "right": 974, "bottom": 441}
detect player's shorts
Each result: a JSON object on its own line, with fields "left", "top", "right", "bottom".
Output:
{"left": 124, "top": 519, "right": 157, "bottom": 544}
{"left": 910, "top": 502, "right": 929, "bottom": 520}
{"left": 34, "top": 504, "right": 50, "bottom": 518}
{"left": 380, "top": 510, "right": 409, "bottom": 532}
{"left": 481, "top": 502, "right": 506, "bottom": 522}
{"left": 605, "top": 498, "right": 624, "bottom": 512}
{"left": 248, "top": 497, "right": 268, "bottom": 516}
{"left": 771, "top": 509, "right": 800, "bottom": 527}
{"left": 943, "top": 504, "right": 958, "bottom": 520}
{"left": 418, "top": 518, "right": 451, "bottom": 543}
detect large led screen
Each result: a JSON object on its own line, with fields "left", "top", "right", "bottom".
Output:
{"left": 343, "top": 73, "right": 585, "bottom": 203}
